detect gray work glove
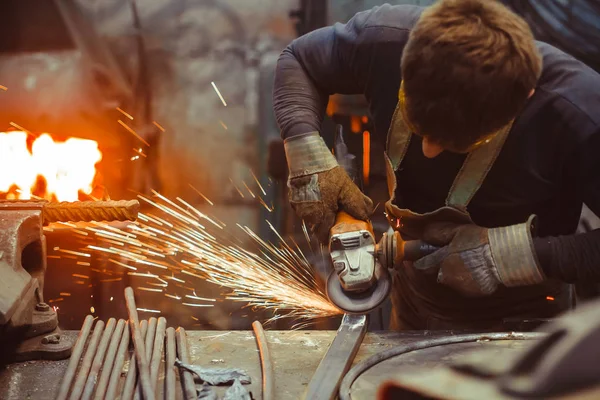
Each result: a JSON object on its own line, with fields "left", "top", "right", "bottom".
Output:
{"left": 284, "top": 132, "right": 373, "bottom": 243}
{"left": 413, "top": 215, "right": 545, "bottom": 297}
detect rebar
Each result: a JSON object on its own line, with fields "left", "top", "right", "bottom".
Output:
{"left": 56, "top": 315, "right": 94, "bottom": 400}
{"left": 124, "top": 287, "right": 155, "bottom": 400}
{"left": 134, "top": 317, "right": 158, "bottom": 400}
{"left": 105, "top": 324, "right": 130, "bottom": 400}
{"left": 69, "top": 320, "right": 106, "bottom": 400}
{"left": 150, "top": 317, "right": 167, "bottom": 391}
{"left": 122, "top": 320, "right": 148, "bottom": 400}
{"left": 93, "top": 319, "right": 126, "bottom": 400}
{"left": 43, "top": 200, "right": 140, "bottom": 223}
{"left": 165, "top": 327, "right": 177, "bottom": 400}
{"left": 176, "top": 327, "right": 197, "bottom": 400}
{"left": 252, "top": 320, "right": 275, "bottom": 400}
{"left": 82, "top": 318, "right": 117, "bottom": 400}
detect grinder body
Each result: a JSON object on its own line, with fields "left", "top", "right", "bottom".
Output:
{"left": 326, "top": 212, "right": 437, "bottom": 314}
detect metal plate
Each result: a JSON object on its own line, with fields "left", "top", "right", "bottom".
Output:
{"left": 349, "top": 340, "right": 531, "bottom": 400}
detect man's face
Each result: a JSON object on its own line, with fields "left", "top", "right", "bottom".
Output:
{"left": 419, "top": 89, "right": 536, "bottom": 159}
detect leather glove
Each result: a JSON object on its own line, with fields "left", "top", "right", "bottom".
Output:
{"left": 284, "top": 132, "right": 373, "bottom": 243}
{"left": 412, "top": 215, "right": 545, "bottom": 297}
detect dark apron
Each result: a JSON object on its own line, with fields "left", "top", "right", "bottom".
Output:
{"left": 383, "top": 101, "right": 572, "bottom": 331}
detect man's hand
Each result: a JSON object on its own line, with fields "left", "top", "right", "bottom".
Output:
{"left": 284, "top": 132, "right": 373, "bottom": 243}
{"left": 413, "top": 216, "right": 545, "bottom": 297}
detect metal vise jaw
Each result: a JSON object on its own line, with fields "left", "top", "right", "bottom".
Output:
{"left": 0, "top": 199, "right": 139, "bottom": 363}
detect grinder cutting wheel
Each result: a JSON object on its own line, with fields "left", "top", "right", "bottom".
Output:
{"left": 324, "top": 127, "right": 437, "bottom": 314}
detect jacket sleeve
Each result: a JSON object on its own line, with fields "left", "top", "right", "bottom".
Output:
{"left": 273, "top": 10, "right": 376, "bottom": 139}
{"left": 534, "top": 127, "right": 600, "bottom": 282}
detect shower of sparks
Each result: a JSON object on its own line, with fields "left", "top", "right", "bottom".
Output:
{"left": 54, "top": 190, "right": 341, "bottom": 325}
{"left": 153, "top": 121, "right": 165, "bottom": 132}
{"left": 219, "top": 120, "right": 228, "bottom": 130}
{"left": 116, "top": 107, "right": 134, "bottom": 120}
{"left": 118, "top": 119, "right": 150, "bottom": 146}
{"left": 211, "top": 81, "right": 227, "bottom": 106}
{"left": 0, "top": 85, "right": 7, "bottom": 91}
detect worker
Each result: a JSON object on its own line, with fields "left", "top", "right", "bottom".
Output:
{"left": 273, "top": 0, "right": 600, "bottom": 330}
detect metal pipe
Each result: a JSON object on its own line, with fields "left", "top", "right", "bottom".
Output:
{"left": 69, "top": 320, "right": 106, "bottom": 400}
{"left": 165, "top": 327, "right": 177, "bottom": 400}
{"left": 252, "top": 321, "right": 274, "bottom": 400}
{"left": 56, "top": 315, "right": 94, "bottom": 400}
{"left": 93, "top": 319, "right": 126, "bottom": 400}
{"left": 121, "top": 320, "right": 149, "bottom": 400}
{"left": 82, "top": 318, "right": 117, "bottom": 400}
{"left": 124, "top": 287, "right": 155, "bottom": 400}
{"left": 134, "top": 317, "right": 158, "bottom": 400}
{"left": 175, "top": 327, "right": 197, "bottom": 400}
{"left": 103, "top": 323, "right": 130, "bottom": 400}
{"left": 150, "top": 317, "right": 167, "bottom": 391}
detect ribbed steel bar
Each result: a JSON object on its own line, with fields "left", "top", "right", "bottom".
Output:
{"left": 93, "top": 319, "right": 126, "bottom": 400}
{"left": 56, "top": 315, "right": 94, "bottom": 400}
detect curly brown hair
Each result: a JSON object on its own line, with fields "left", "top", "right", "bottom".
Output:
{"left": 401, "top": 0, "right": 542, "bottom": 151}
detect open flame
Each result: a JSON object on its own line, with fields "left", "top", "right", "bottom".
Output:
{"left": 0, "top": 131, "right": 102, "bottom": 201}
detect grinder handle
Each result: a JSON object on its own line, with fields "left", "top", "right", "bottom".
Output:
{"left": 330, "top": 211, "right": 374, "bottom": 237}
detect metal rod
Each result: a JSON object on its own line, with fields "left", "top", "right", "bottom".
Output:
{"left": 303, "top": 314, "right": 368, "bottom": 400}
{"left": 56, "top": 315, "right": 94, "bottom": 400}
{"left": 175, "top": 327, "right": 197, "bottom": 400}
{"left": 124, "top": 287, "right": 155, "bottom": 400}
{"left": 252, "top": 321, "right": 275, "bottom": 400}
{"left": 104, "top": 323, "right": 130, "bottom": 400}
{"left": 150, "top": 317, "right": 167, "bottom": 391}
{"left": 165, "top": 327, "right": 177, "bottom": 400}
{"left": 93, "top": 319, "right": 126, "bottom": 400}
{"left": 134, "top": 317, "right": 158, "bottom": 400}
{"left": 82, "top": 318, "right": 117, "bottom": 400}
{"left": 43, "top": 200, "right": 139, "bottom": 223}
{"left": 122, "top": 320, "right": 149, "bottom": 400}
{"left": 69, "top": 320, "right": 106, "bottom": 400}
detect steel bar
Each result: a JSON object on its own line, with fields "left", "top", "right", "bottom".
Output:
{"left": 252, "top": 320, "right": 274, "bottom": 400}
{"left": 56, "top": 315, "right": 94, "bottom": 400}
{"left": 134, "top": 317, "right": 158, "bottom": 400}
{"left": 150, "top": 317, "right": 167, "bottom": 391}
{"left": 105, "top": 324, "right": 130, "bottom": 400}
{"left": 82, "top": 318, "right": 117, "bottom": 400}
{"left": 164, "top": 327, "right": 177, "bottom": 400}
{"left": 122, "top": 320, "right": 148, "bottom": 400}
{"left": 303, "top": 314, "right": 368, "bottom": 400}
{"left": 43, "top": 200, "right": 139, "bottom": 223}
{"left": 93, "top": 319, "right": 126, "bottom": 400}
{"left": 176, "top": 327, "right": 197, "bottom": 400}
{"left": 124, "top": 287, "right": 155, "bottom": 400}
{"left": 69, "top": 320, "right": 106, "bottom": 400}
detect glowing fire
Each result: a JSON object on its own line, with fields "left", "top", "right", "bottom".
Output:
{"left": 0, "top": 131, "right": 102, "bottom": 201}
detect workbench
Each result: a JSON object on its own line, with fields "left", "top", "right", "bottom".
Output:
{"left": 0, "top": 330, "right": 531, "bottom": 399}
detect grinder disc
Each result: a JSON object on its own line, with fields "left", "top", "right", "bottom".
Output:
{"left": 326, "top": 263, "right": 391, "bottom": 314}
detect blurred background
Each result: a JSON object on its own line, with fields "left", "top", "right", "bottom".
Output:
{"left": 0, "top": 0, "right": 598, "bottom": 332}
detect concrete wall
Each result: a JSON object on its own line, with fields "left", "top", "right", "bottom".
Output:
{"left": 77, "top": 0, "right": 298, "bottom": 230}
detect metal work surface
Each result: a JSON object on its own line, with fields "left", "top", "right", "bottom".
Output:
{"left": 0, "top": 329, "right": 538, "bottom": 399}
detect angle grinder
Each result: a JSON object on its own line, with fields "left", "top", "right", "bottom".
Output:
{"left": 326, "top": 213, "right": 438, "bottom": 314}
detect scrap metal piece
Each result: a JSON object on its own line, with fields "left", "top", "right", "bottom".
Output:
{"left": 93, "top": 319, "right": 126, "bottom": 400}
{"left": 176, "top": 327, "right": 197, "bottom": 400}
{"left": 124, "top": 287, "right": 155, "bottom": 400}
{"left": 304, "top": 314, "right": 368, "bottom": 400}
{"left": 175, "top": 360, "right": 252, "bottom": 385}
{"left": 69, "top": 320, "right": 105, "bottom": 400}
{"left": 165, "top": 327, "right": 177, "bottom": 400}
{"left": 105, "top": 324, "right": 130, "bottom": 400}
{"left": 223, "top": 379, "right": 252, "bottom": 400}
{"left": 252, "top": 320, "right": 274, "bottom": 400}
{"left": 56, "top": 315, "right": 95, "bottom": 400}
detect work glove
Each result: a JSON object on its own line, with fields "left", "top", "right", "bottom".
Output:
{"left": 284, "top": 131, "right": 373, "bottom": 243}
{"left": 412, "top": 216, "right": 546, "bottom": 297}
